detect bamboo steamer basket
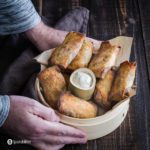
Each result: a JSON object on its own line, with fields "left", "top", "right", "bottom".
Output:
{"left": 35, "top": 36, "right": 135, "bottom": 140}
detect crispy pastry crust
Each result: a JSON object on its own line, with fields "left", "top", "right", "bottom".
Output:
{"left": 88, "top": 41, "right": 120, "bottom": 78}
{"left": 38, "top": 66, "right": 66, "bottom": 109}
{"left": 109, "top": 61, "right": 136, "bottom": 102}
{"left": 68, "top": 39, "right": 93, "bottom": 70}
{"left": 58, "top": 92, "right": 97, "bottom": 118}
{"left": 94, "top": 69, "right": 115, "bottom": 109}
{"left": 49, "top": 32, "right": 85, "bottom": 69}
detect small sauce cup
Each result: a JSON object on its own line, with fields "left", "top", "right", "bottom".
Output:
{"left": 69, "top": 68, "right": 96, "bottom": 100}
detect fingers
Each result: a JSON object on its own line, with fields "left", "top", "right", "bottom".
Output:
{"left": 43, "top": 135, "right": 87, "bottom": 144}
{"left": 44, "top": 121, "right": 87, "bottom": 138}
{"left": 32, "top": 142, "right": 64, "bottom": 150}
{"left": 52, "top": 144, "right": 65, "bottom": 150}
{"left": 33, "top": 101, "right": 60, "bottom": 122}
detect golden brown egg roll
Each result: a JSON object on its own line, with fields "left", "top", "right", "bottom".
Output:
{"left": 109, "top": 61, "right": 136, "bottom": 102}
{"left": 38, "top": 66, "right": 66, "bottom": 109}
{"left": 58, "top": 92, "right": 97, "bottom": 119}
{"left": 94, "top": 69, "right": 115, "bottom": 109}
{"left": 68, "top": 39, "right": 93, "bottom": 70}
{"left": 88, "top": 41, "right": 120, "bottom": 78}
{"left": 49, "top": 32, "right": 85, "bottom": 69}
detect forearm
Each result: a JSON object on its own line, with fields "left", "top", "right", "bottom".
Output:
{"left": 25, "top": 21, "right": 68, "bottom": 51}
{"left": 25, "top": 21, "right": 101, "bottom": 52}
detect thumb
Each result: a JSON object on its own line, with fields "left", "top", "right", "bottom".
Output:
{"left": 33, "top": 101, "right": 60, "bottom": 122}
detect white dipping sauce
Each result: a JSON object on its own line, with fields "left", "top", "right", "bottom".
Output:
{"left": 73, "top": 71, "right": 92, "bottom": 89}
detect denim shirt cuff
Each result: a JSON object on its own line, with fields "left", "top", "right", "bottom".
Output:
{"left": 0, "top": 95, "right": 10, "bottom": 127}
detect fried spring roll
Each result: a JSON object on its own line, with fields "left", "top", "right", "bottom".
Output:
{"left": 58, "top": 92, "right": 97, "bottom": 118}
{"left": 68, "top": 39, "right": 93, "bottom": 70}
{"left": 38, "top": 66, "right": 66, "bottom": 109}
{"left": 94, "top": 69, "right": 115, "bottom": 109}
{"left": 109, "top": 61, "right": 136, "bottom": 102}
{"left": 49, "top": 32, "right": 85, "bottom": 68}
{"left": 89, "top": 41, "right": 120, "bottom": 78}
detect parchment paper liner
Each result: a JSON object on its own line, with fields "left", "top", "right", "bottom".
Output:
{"left": 34, "top": 36, "right": 136, "bottom": 119}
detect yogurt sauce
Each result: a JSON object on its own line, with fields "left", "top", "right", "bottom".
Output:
{"left": 72, "top": 71, "right": 92, "bottom": 89}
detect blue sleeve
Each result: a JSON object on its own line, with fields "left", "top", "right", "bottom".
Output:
{"left": 0, "top": 96, "right": 10, "bottom": 127}
{"left": 0, "top": 0, "right": 41, "bottom": 35}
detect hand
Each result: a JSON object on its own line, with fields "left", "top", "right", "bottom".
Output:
{"left": 2, "top": 96, "right": 87, "bottom": 150}
{"left": 87, "top": 37, "right": 102, "bottom": 53}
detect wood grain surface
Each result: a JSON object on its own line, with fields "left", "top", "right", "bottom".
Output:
{"left": 0, "top": 0, "right": 149, "bottom": 150}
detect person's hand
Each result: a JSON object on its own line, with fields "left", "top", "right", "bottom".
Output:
{"left": 87, "top": 37, "right": 102, "bottom": 53}
{"left": 2, "top": 96, "right": 87, "bottom": 150}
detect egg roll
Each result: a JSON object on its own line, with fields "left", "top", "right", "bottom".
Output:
{"left": 68, "top": 39, "right": 93, "bottom": 70}
{"left": 94, "top": 69, "right": 115, "bottom": 109}
{"left": 38, "top": 66, "right": 66, "bottom": 109}
{"left": 58, "top": 92, "right": 97, "bottom": 119}
{"left": 109, "top": 61, "right": 136, "bottom": 102}
{"left": 49, "top": 32, "right": 85, "bottom": 69}
{"left": 89, "top": 41, "right": 120, "bottom": 78}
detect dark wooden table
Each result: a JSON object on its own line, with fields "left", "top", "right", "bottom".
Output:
{"left": 38, "top": 0, "right": 150, "bottom": 149}
{"left": 0, "top": 0, "right": 149, "bottom": 150}
{"left": 0, "top": 0, "right": 146, "bottom": 150}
